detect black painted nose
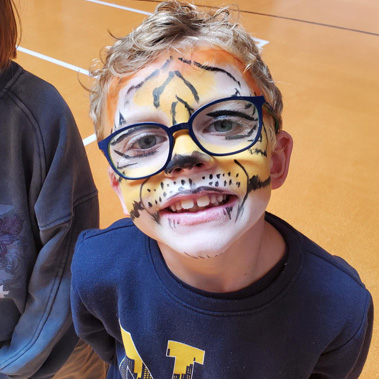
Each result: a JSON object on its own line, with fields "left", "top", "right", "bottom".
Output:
{"left": 165, "top": 151, "right": 213, "bottom": 175}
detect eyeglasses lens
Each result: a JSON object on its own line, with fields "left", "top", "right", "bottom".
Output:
{"left": 108, "top": 124, "right": 170, "bottom": 179}
{"left": 108, "top": 99, "right": 261, "bottom": 179}
{"left": 192, "top": 99, "right": 260, "bottom": 155}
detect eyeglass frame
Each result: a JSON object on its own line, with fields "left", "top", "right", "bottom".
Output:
{"left": 98, "top": 95, "right": 279, "bottom": 180}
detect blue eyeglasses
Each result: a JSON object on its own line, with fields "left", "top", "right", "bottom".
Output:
{"left": 98, "top": 95, "right": 278, "bottom": 180}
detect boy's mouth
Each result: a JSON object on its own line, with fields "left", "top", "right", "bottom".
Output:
{"left": 156, "top": 188, "right": 238, "bottom": 226}
{"left": 167, "top": 194, "right": 230, "bottom": 213}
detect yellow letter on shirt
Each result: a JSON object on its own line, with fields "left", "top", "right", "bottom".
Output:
{"left": 167, "top": 340, "right": 205, "bottom": 378}
{"left": 120, "top": 325, "right": 153, "bottom": 379}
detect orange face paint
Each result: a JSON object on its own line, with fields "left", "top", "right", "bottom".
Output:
{"left": 103, "top": 47, "right": 273, "bottom": 263}
{"left": 102, "top": 47, "right": 262, "bottom": 138}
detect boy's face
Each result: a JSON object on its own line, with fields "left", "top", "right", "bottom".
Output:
{"left": 105, "top": 48, "right": 275, "bottom": 258}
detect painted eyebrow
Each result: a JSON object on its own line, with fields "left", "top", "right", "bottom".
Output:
{"left": 206, "top": 109, "right": 257, "bottom": 121}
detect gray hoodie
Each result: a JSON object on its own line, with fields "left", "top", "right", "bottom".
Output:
{"left": 0, "top": 62, "right": 99, "bottom": 378}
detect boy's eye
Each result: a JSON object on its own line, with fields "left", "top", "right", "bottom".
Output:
{"left": 109, "top": 125, "right": 170, "bottom": 171}
{"left": 192, "top": 99, "right": 260, "bottom": 145}
{"left": 120, "top": 131, "right": 167, "bottom": 157}
{"left": 212, "top": 120, "right": 234, "bottom": 133}
{"left": 135, "top": 135, "right": 159, "bottom": 149}
{"left": 199, "top": 114, "right": 256, "bottom": 141}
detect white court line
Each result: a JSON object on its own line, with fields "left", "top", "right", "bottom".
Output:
{"left": 254, "top": 38, "right": 269, "bottom": 48}
{"left": 84, "top": 0, "right": 152, "bottom": 15}
{"left": 84, "top": 0, "right": 269, "bottom": 46}
{"left": 17, "top": 46, "right": 97, "bottom": 146}
{"left": 17, "top": 46, "right": 90, "bottom": 76}
{"left": 82, "top": 133, "right": 98, "bottom": 146}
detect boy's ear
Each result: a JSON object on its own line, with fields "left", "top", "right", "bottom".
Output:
{"left": 108, "top": 167, "right": 130, "bottom": 216}
{"left": 270, "top": 131, "right": 293, "bottom": 190}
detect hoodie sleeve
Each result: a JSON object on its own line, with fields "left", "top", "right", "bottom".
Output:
{"left": 0, "top": 65, "right": 99, "bottom": 378}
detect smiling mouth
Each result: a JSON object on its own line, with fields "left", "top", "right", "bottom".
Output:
{"left": 167, "top": 194, "right": 231, "bottom": 213}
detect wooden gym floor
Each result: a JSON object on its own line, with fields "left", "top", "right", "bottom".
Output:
{"left": 14, "top": 0, "right": 378, "bottom": 377}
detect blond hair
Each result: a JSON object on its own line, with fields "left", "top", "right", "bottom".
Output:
{"left": 0, "top": 0, "right": 20, "bottom": 71}
{"left": 90, "top": 0, "right": 283, "bottom": 141}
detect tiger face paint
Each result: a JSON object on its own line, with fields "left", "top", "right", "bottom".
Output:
{"left": 105, "top": 48, "right": 274, "bottom": 260}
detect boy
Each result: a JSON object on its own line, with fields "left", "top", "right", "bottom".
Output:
{"left": 71, "top": 1, "right": 373, "bottom": 378}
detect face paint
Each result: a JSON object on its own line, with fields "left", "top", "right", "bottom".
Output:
{"left": 106, "top": 48, "right": 272, "bottom": 259}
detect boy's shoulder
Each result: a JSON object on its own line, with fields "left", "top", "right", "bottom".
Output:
{"left": 72, "top": 217, "right": 143, "bottom": 266}
{"left": 71, "top": 217, "right": 151, "bottom": 296}
{"left": 266, "top": 212, "right": 370, "bottom": 307}
{"left": 78, "top": 217, "right": 136, "bottom": 240}
{"left": 268, "top": 213, "right": 362, "bottom": 276}
{"left": 267, "top": 213, "right": 372, "bottom": 345}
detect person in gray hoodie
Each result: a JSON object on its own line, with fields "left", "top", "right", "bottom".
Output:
{"left": 0, "top": 0, "right": 106, "bottom": 377}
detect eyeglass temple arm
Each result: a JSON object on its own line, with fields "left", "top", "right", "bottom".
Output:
{"left": 263, "top": 103, "right": 280, "bottom": 133}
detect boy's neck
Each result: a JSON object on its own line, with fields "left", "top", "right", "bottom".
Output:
{"left": 157, "top": 217, "right": 286, "bottom": 293}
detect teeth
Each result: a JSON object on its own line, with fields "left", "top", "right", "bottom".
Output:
{"left": 210, "top": 194, "right": 218, "bottom": 205}
{"left": 168, "top": 194, "right": 229, "bottom": 213}
{"left": 181, "top": 199, "right": 195, "bottom": 210}
{"left": 197, "top": 195, "right": 210, "bottom": 207}
{"left": 170, "top": 204, "right": 177, "bottom": 212}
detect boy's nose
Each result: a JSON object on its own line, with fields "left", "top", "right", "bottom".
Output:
{"left": 165, "top": 132, "right": 214, "bottom": 176}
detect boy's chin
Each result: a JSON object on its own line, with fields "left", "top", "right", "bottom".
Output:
{"left": 131, "top": 194, "right": 269, "bottom": 259}
{"left": 157, "top": 236, "right": 232, "bottom": 260}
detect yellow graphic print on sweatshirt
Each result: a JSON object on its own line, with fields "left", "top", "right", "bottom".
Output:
{"left": 120, "top": 323, "right": 205, "bottom": 378}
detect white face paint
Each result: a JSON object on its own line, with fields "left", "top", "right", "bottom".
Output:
{"left": 105, "top": 48, "right": 273, "bottom": 259}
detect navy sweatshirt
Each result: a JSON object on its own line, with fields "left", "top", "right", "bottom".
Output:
{"left": 71, "top": 213, "right": 373, "bottom": 378}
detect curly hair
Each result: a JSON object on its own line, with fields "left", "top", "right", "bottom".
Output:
{"left": 90, "top": 0, "right": 283, "bottom": 142}
{"left": 0, "top": 0, "right": 20, "bottom": 71}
